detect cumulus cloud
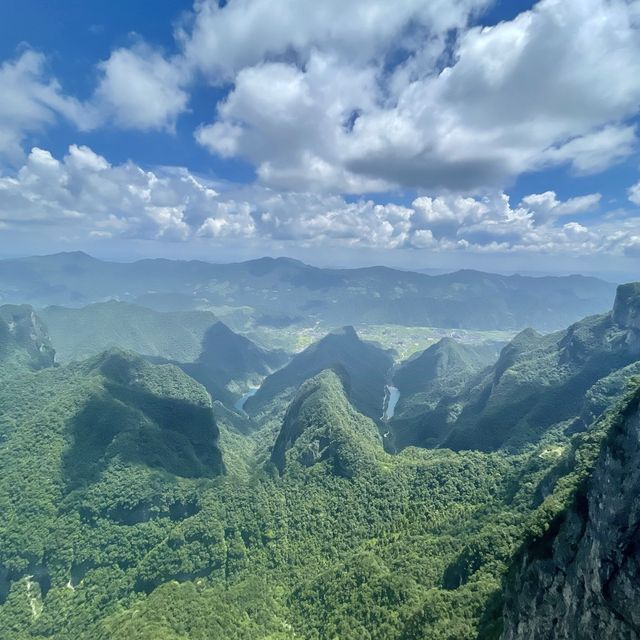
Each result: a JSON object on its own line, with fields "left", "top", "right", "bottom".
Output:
{"left": 0, "top": 145, "right": 220, "bottom": 240}
{"left": 0, "top": 50, "right": 95, "bottom": 164}
{"left": 5, "top": 0, "right": 637, "bottom": 194}
{"left": 180, "top": 0, "right": 489, "bottom": 80}
{"left": 186, "top": 0, "right": 640, "bottom": 192}
{"left": 94, "top": 45, "right": 189, "bottom": 131}
{"left": 629, "top": 181, "right": 640, "bottom": 206}
{"left": 1, "top": 145, "right": 638, "bottom": 260}
{"left": 520, "top": 191, "right": 601, "bottom": 223}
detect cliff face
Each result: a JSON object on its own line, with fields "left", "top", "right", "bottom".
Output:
{"left": 501, "top": 391, "right": 640, "bottom": 640}
{"left": 613, "top": 283, "right": 640, "bottom": 332}
{"left": 0, "top": 304, "right": 55, "bottom": 371}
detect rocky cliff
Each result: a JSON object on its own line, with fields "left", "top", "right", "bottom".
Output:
{"left": 501, "top": 388, "right": 640, "bottom": 639}
{"left": 0, "top": 304, "right": 55, "bottom": 372}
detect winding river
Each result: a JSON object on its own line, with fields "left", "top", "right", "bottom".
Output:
{"left": 234, "top": 388, "right": 258, "bottom": 413}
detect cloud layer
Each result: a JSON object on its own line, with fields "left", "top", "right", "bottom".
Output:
{"left": 2, "top": 144, "right": 638, "bottom": 262}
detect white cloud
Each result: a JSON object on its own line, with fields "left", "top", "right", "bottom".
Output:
{"left": 94, "top": 45, "right": 189, "bottom": 131}
{"left": 1, "top": 144, "right": 638, "bottom": 261}
{"left": 180, "top": 0, "right": 488, "bottom": 80}
{"left": 189, "top": 0, "right": 640, "bottom": 192}
{"left": 520, "top": 191, "right": 601, "bottom": 223}
{"left": 629, "top": 181, "right": 640, "bottom": 206}
{"left": 0, "top": 50, "right": 95, "bottom": 164}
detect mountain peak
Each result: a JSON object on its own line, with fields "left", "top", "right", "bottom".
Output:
{"left": 329, "top": 325, "right": 359, "bottom": 339}
{"left": 612, "top": 282, "right": 640, "bottom": 331}
{"left": 270, "top": 369, "right": 381, "bottom": 475}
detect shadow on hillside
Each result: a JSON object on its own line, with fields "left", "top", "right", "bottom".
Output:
{"left": 62, "top": 383, "right": 223, "bottom": 489}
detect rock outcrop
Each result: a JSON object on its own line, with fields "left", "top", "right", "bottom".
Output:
{"left": 501, "top": 389, "right": 640, "bottom": 639}
{"left": 0, "top": 304, "right": 55, "bottom": 371}
{"left": 613, "top": 282, "right": 640, "bottom": 332}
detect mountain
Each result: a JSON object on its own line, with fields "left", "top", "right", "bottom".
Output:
{"left": 179, "top": 321, "right": 288, "bottom": 406}
{"left": 0, "top": 252, "right": 617, "bottom": 331}
{"left": 270, "top": 368, "right": 383, "bottom": 475}
{"left": 2, "top": 266, "right": 639, "bottom": 638}
{"left": 0, "top": 347, "right": 223, "bottom": 616}
{"left": 40, "top": 301, "right": 218, "bottom": 363}
{"left": 0, "top": 304, "right": 55, "bottom": 374}
{"left": 245, "top": 326, "right": 393, "bottom": 420}
{"left": 501, "top": 386, "right": 640, "bottom": 639}
{"left": 392, "top": 338, "right": 499, "bottom": 418}
{"left": 390, "top": 283, "right": 640, "bottom": 452}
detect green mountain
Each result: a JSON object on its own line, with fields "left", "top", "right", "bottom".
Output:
{"left": 40, "top": 301, "right": 218, "bottom": 363}
{"left": 1, "top": 287, "right": 640, "bottom": 639}
{"left": 270, "top": 368, "right": 383, "bottom": 475}
{"left": 0, "top": 304, "right": 55, "bottom": 374}
{"left": 392, "top": 338, "right": 498, "bottom": 418}
{"left": 0, "top": 346, "right": 224, "bottom": 632}
{"left": 390, "top": 283, "right": 640, "bottom": 452}
{"left": 179, "top": 321, "right": 288, "bottom": 406}
{"left": 39, "top": 301, "right": 287, "bottom": 408}
{"left": 245, "top": 326, "right": 393, "bottom": 420}
{"left": 0, "top": 252, "right": 617, "bottom": 331}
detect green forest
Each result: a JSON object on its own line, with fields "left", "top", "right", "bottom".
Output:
{"left": 0, "top": 276, "right": 639, "bottom": 639}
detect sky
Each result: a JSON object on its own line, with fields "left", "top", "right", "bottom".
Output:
{"left": 0, "top": 0, "right": 639, "bottom": 278}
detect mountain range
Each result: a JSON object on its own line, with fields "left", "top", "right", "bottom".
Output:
{"left": 0, "top": 252, "right": 618, "bottom": 331}
{"left": 0, "top": 266, "right": 639, "bottom": 639}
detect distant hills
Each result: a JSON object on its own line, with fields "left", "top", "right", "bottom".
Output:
{"left": 40, "top": 301, "right": 218, "bottom": 363}
{"left": 0, "top": 251, "right": 619, "bottom": 331}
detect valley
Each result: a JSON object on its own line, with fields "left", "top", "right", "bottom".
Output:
{"left": 0, "top": 253, "right": 638, "bottom": 639}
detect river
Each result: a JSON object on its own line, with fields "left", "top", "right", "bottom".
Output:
{"left": 234, "top": 388, "right": 258, "bottom": 413}
{"left": 382, "top": 385, "right": 400, "bottom": 421}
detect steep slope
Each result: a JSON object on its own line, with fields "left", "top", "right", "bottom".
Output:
{"left": 0, "top": 348, "right": 223, "bottom": 618}
{"left": 0, "top": 252, "right": 617, "bottom": 331}
{"left": 501, "top": 386, "right": 640, "bottom": 639}
{"left": 40, "top": 301, "right": 218, "bottom": 363}
{"left": 391, "top": 283, "right": 640, "bottom": 452}
{"left": 0, "top": 304, "right": 55, "bottom": 374}
{"left": 245, "top": 326, "right": 393, "bottom": 420}
{"left": 270, "top": 368, "right": 383, "bottom": 475}
{"left": 180, "top": 321, "right": 287, "bottom": 406}
{"left": 392, "top": 338, "right": 498, "bottom": 418}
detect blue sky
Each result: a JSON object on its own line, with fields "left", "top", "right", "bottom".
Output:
{"left": 0, "top": 0, "right": 639, "bottom": 278}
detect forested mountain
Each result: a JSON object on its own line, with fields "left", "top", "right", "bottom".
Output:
{"left": 40, "top": 301, "right": 218, "bottom": 363}
{"left": 390, "top": 283, "right": 640, "bottom": 452}
{"left": 270, "top": 369, "right": 383, "bottom": 475}
{"left": 39, "top": 301, "right": 286, "bottom": 407}
{"left": 1, "top": 285, "right": 639, "bottom": 639}
{"left": 392, "top": 338, "right": 498, "bottom": 418}
{"left": 244, "top": 326, "right": 393, "bottom": 420}
{"left": 0, "top": 252, "right": 617, "bottom": 331}
{"left": 178, "top": 321, "right": 288, "bottom": 406}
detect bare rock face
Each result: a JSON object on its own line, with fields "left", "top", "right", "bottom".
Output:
{"left": 0, "top": 304, "right": 55, "bottom": 371}
{"left": 501, "top": 392, "right": 640, "bottom": 640}
{"left": 613, "top": 283, "right": 640, "bottom": 332}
